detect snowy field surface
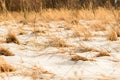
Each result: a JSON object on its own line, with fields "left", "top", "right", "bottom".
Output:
{"left": 0, "top": 20, "right": 120, "bottom": 80}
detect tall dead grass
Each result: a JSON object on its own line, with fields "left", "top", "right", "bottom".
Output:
{"left": 0, "top": 7, "right": 119, "bottom": 23}
{"left": 0, "top": 0, "right": 119, "bottom": 23}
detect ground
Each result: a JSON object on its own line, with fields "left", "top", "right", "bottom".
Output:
{"left": 0, "top": 20, "right": 120, "bottom": 80}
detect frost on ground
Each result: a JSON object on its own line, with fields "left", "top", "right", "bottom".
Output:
{"left": 0, "top": 20, "right": 120, "bottom": 80}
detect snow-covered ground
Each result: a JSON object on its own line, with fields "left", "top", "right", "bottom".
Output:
{"left": 0, "top": 20, "right": 120, "bottom": 80}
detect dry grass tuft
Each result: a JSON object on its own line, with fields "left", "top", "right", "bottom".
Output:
{"left": 49, "top": 36, "right": 70, "bottom": 47}
{"left": 0, "top": 57, "right": 16, "bottom": 73}
{"left": 111, "top": 24, "right": 120, "bottom": 37}
{"left": 71, "top": 55, "right": 95, "bottom": 61}
{"left": 88, "top": 21, "right": 106, "bottom": 31}
{"left": 32, "top": 25, "right": 48, "bottom": 35}
{"left": 76, "top": 43, "right": 111, "bottom": 57}
{"left": 21, "top": 65, "right": 54, "bottom": 80}
{"left": 18, "top": 20, "right": 28, "bottom": 25}
{"left": 107, "top": 28, "right": 118, "bottom": 41}
{"left": 31, "top": 65, "right": 53, "bottom": 77}
{"left": 0, "top": 46, "right": 15, "bottom": 56}
{"left": 6, "top": 29, "right": 20, "bottom": 44}
{"left": 64, "top": 24, "right": 72, "bottom": 30}
{"left": 17, "top": 26, "right": 27, "bottom": 35}
{"left": 95, "top": 52, "right": 111, "bottom": 57}
{"left": 0, "top": 37, "right": 6, "bottom": 43}
{"left": 77, "top": 46, "right": 94, "bottom": 53}
{"left": 72, "top": 24, "right": 91, "bottom": 41}
{"left": 76, "top": 43, "right": 98, "bottom": 53}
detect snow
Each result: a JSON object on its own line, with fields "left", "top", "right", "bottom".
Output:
{"left": 0, "top": 20, "right": 120, "bottom": 80}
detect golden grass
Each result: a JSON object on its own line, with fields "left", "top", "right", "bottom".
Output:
{"left": 107, "top": 27, "right": 118, "bottom": 41}
{"left": 17, "top": 26, "right": 27, "bottom": 35}
{"left": 64, "top": 24, "right": 72, "bottom": 30}
{"left": 0, "top": 8, "right": 118, "bottom": 23}
{"left": 32, "top": 24, "right": 49, "bottom": 35}
{"left": 0, "top": 46, "right": 15, "bottom": 56}
{"left": 0, "top": 57, "right": 16, "bottom": 73}
{"left": 6, "top": 28, "right": 20, "bottom": 44}
{"left": 0, "top": 37, "right": 6, "bottom": 43}
{"left": 87, "top": 21, "right": 106, "bottom": 31}
{"left": 112, "top": 24, "right": 120, "bottom": 37}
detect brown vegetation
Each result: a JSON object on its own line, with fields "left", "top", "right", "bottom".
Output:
{"left": 6, "top": 29, "right": 20, "bottom": 44}
{"left": 96, "top": 52, "right": 111, "bottom": 57}
{"left": 0, "top": 46, "right": 15, "bottom": 56}
{"left": 74, "top": 43, "right": 111, "bottom": 57}
{"left": 0, "top": 0, "right": 119, "bottom": 79}
{"left": 0, "top": 57, "right": 16, "bottom": 73}
{"left": 0, "top": 0, "right": 119, "bottom": 12}
{"left": 48, "top": 36, "right": 70, "bottom": 47}
{"left": 107, "top": 27, "right": 118, "bottom": 41}
{"left": 71, "top": 55, "right": 95, "bottom": 61}
{"left": 71, "top": 24, "right": 92, "bottom": 40}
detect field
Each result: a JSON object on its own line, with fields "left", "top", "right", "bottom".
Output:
{"left": 0, "top": 0, "right": 120, "bottom": 80}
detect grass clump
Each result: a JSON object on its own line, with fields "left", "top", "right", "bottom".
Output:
{"left": 107, "top": 27, "right": 118, "bottom": 41}
{"left": 72, "top": 24, "right": 92, "bottom": 41}
{"left": 96, "top": 52, "right": 111, "bottom": 57}
{"left": 71, "top": 55, "right": 95, "bottom": 61}
{"left": 48, "top": 36, "right": 70, "bottom": 47}
{"left": 6, "top": 29, "right": 20, "bottom": 44}
{"left": 20, "top": 65, "right": 54, "bottom": 80}
{"left": 75, "top": 43, "right": 111, "bottom": 57}
{"left": 0, "top": 46, "right": 15, "bottom": 56}
{"left": 0, "top": 57, "right": 16, "bottom": 73}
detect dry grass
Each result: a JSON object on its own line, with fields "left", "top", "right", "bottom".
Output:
{"left": 17, "top": 26, "right": 27, "bottom": 35}
{"left": 76, "top": 43, "right": 99, "bottom": 53}
{"left": 39, "top": 8, "right": 117, "bottom": 22}
{"left": 98, "top": 74, "right": 116, "bottom": 80}
{"left": 64, "top": 24, "right": 72, "bottom": 30}
{"left": 0, "top": 7, "right": 118, "bottom": 23}
{"left": 48, "top": 36, "right": 71, "bottom": 47}
{"left": 0, "top": 37, "right": 6, "bottom": 43}
{"left": 31, "top": 65, "right": 54, "bottom": 79}
{"left": 0, "top": 57, "right": 16, "bottom": 73}
{"left": 70, "top": 55, "right": 95, "bottom": 61}
{"left": 32, "top": 24, "right": 49, "bottom": 35}
{"left": 0, "top": 46, "right": 15, "bottom": 56}
{"left": 95, "top": 52, "right": 111, "bottom": 57}
{"left": 111, "top": 24, "right": 120, "bottom": 37}
{"left": 74, "top": 43, "right": 111, "bottom": 57}
{"left": 6, "top": 28, "right": 20, "bottom": 44}
{"left": 0, "top": 1, "right": 119, "bottom": 79}
{"left": 71, "top": 24, "right": 92, "bottom": 41}
{"left": 87, "top": 21, "right": 106, "bottom": 31}
{"left": 20, "top": 65, "right": 54, "bottom": 80}
{"left": 107, "top": 27, "right": 118, "bottom": 41}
